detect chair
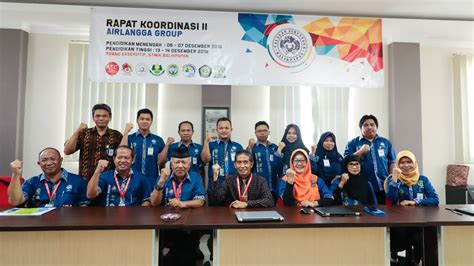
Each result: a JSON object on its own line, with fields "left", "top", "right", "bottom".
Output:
{"left": 0, "top": 176, "right": 25, "bottom": 207}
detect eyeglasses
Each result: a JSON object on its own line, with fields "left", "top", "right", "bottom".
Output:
{"left": 348, "top": 162, "right": 360, "bottom": 167}
{"left": 39, "top": 157, "right": 60, "bottom": 164}
{"left": 255, "top": 129, "right": 269, "bottom": 133}
{"left": 292, "top": 159, "right": 307, "bottom": 164}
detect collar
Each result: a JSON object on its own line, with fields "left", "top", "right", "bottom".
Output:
{"left": 134, "top": 130, "right": 151, "bottom": 138}
{"left": 114, "top": 168, "right": 134, "bottom": 179}
{"left": 92, "top": 126, "right": 111, "bottom": 135}
{"left": 39, "top": 169, "right": 68, "bottom": 183}
{"left": 178, "top": 140, "right": 195, "bottom": 147}
{"left": 170, "top": 172, "right": 191, "bottom": 183}
{"left": 256, "top": 140, "right": 272, "bottom": 147}
{"left": 217, "top": 139, "right": 232, "bottom": 145}
{"left": 358, "top": 135, "right": 379, "bottom": 142}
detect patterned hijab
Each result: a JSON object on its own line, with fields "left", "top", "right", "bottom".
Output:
{"left": 283, "top": 149, "right": 320, "bottom": 203}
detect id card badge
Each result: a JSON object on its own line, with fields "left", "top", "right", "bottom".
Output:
{"left": 107, "top": 148, "right": 114, "bottom": 157}
{"left": 193, "top": 157, "right": 197, "bottom": 165}
{"left": 323, "top": 159, "right": 330, "bottom": 167}
{"left": 378, "top": 149, "right": 385, "bottom": 157}
{"left": 416, "top": 193, "right": 424, "bottom": 200}
{"left": 269, "top": 154, "right": 274, "bottom": 161}
{"left": 147, "top": 147, "right": 154, "bottom": 156}
{"left": 44, "top": 203, "right": 53, "bottom": 208}
{"left": 219, "top": 168, "right": 224, "bottom": 176}
{"left": 231, "top": 152, "right": 236, "bottom": 161}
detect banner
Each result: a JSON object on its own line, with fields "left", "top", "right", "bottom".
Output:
{"left": 89, "top": 7, "right": 383, "bottom": 88}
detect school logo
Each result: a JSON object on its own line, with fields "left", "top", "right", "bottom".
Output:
{"left": 66, "top": 185, "right": 73, "bottom": 192}
{"left": 105, "top": 62, "right": 119, "bottom": 76}
{"left": 167, "top": 64, "right": 179, "bottom": 77}
{"left": 267, "top": 24, "right": 314, "bottom": 71}
{"left": 199, "top": 65, "right": 212, "bottom": 78}
{"left": 135, "top": 63, "right": 147, "bottom": 76}
{"left": 182, "top": 64, "right": 196, "bottom": 77}
{"left": 121, "top": 63, "right": 133, "bottom": 75}
{"left": 213, "top": 66, "right": 226, "bottom": 78}
{"left": 149, "top": 64, "right": 165, "bottom": 76}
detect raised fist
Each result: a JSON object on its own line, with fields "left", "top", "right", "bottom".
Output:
{"left": 286, "top": 169, "right": 296, "bottom": 184}
{"left": 10, "top": 160, "right": 23, "bottom": 176}
{"left": 392, "top": 167, "right": 402, "bottom": 181}
{"left": 212, "top": 164, "right": 221, "bottom": 181}
{"left": 95, "top": 160, "right": 109, "bottom": 173}
{"left": 248, "top": 138, "right": 256, "bottom": 148}
{"left": 311, "top": 144, "right": 317, "bottom": 155}
{"left": 124, "top": 123, "right": 133, "bottom": 133}
{"left": 160, "top": 168, "right": 170, "bottom": 180}
{"left": 358, "top": 144, "right": 370, "bottom": 155}
{"left": 76, "top": 123, "right": 87, "bottom": 133}
{"left": 278, "top": 142, "right": 286, "bottom": 152}
{"left": 205, "top": 133, "right": 213, "bottom": 142}
{"left": 341, "top": 173, "right": 350, "bottom": 183}
{"left": 166, "top": 137, "right": 175, "bottom": 146}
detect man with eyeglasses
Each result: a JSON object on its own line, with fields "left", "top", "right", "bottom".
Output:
{"left": 8, "top": 147, "right": 90, "bottom": 207}
{"left": 246, "top": 121, "right": 279, "bottom": 203}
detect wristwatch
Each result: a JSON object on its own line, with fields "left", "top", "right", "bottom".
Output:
{"left": 155, "top": 184, "right": 163, "bottom": 191}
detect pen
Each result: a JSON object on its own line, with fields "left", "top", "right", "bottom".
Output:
{"left": 445, "top": 208, "right": 463, "bottom": 216}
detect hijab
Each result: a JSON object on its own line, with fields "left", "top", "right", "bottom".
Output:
{"left": 283, "top": 149, "right": 320, "bottom": 203}
{"left": 342, "top": 155, "right": 370, "bottom": 204}
{"left": 315, "top": 132, "right": 343, "bottom": 183}
{"left": 395, "top": 150, "right": 420, "bottom": 186}
{"left": 315, "top": 132, "right": 342, "bottom": 160}
{"left": 280, "top": 124, "right": 309, "bottom": 167}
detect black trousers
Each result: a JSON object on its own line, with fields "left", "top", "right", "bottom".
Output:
{"left": 390, "top": 227, "right": 423, "bottom": 262}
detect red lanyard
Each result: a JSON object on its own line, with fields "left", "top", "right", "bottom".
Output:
{"left": 114, "top": 175, "right": 132, "bottom": 202}
{"left": 44, "top": 180, "right": 62, "bottom": 203}
{"left": 236, "top": 174, "right": 253, "bottom": 201}
{"left": 172, "top": 179, "right": 184, "bottom": 200}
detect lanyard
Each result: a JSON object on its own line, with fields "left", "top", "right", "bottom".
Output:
{"left": 114, "top": 175, "right": 132, "bottom": 202}
{"left": 237, "top": 174, "right": 253, "bottom": 201}
{"left": 44, "top": 180, "right": 62, "bottom": 203}
{"left": 172, "top": 178, "right": 185, "bottom": 199}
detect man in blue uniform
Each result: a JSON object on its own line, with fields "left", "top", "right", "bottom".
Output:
{"left": 120, "top": 108, "right": 165, "bottom": 188}
{"left": 202, "top": 117, "right": 243, "bottom": 187}
{"left": 87, "top": 145, "right": 152, "bottom": 206}
{"left": 8, "top": 147, "right": 89, "bottom": 207}
{"left": 158, "top": 121, "right": 203, "bottom": 175}
{"left": 247, "top": 121, "right": 279, "bottom": 202}
{"left": 344, "top": 114, "right": 396, "bottom": 204}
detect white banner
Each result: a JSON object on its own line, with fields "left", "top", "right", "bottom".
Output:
{"left": 89, "top": 7, "right": 384, "bottom": 88}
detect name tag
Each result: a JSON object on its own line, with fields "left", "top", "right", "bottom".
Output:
{"left": 219, "top": 168, "right": 224, "bottom": 176}
{"left": 231, "top": 152, "right": 236, "bottom": 161}
{"left": 416, "top": 193, "right": 424, "bottom": 200}
{"left": 193, "top": 157, "right": 197, "bottom": 165}
{"left": 378, "top": 149, "right": 385, "bottom": 157}
{"left": 323, "top": 159, "right": 330, "bottom": 167}
{"left": 107, "top": 148, "right": 114, "bottom": 157}
{"left": 269, "top": 154, "right": 274, "bottom": 161}
{"left": 147, "top": 147, "right": 154, "bottom": 156}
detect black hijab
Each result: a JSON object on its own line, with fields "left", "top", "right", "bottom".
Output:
{"left": 280, "top": 124, "right": 309, "bottom": 167}
{"left": 343, "top": 155, "right": 370, "bottom": 205}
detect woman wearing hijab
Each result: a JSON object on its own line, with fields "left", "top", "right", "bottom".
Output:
{"left": 385, "top": 150, "right": 439, "bottom": 265}
{"left": 281, "top": 149, "right": 334, "bottom": 207}
{"left": 330, "top": 155, "right": 377, "bottom": 205}
{"left": 314, "top": 132, "right": 344, "bottom": 188}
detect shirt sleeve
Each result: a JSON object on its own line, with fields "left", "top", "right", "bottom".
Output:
{"left": 318, "top": 178, "right": 334, "bottom": 199}
{"left": 141, "top": 177, "right": 153, "bottom": 202}
{"left": 192, "top": 174, "right": 206, "bottom": 201}
{"left": 21, "top": 177, "right": 37, "bottom": 203}
{"left": 282, "top": 182, "right": 296, "bottom": 206}
{"left": 387, "top": 140, "right": 397, "bottom": 164}
{"left": 385, "top": 176, "right": 401, "bottom": 203}
{"left": 77, "top": 179, "right": 91, "bottom": 206}
{"left": 207, "top": 179, "right": 228, "bottom": 206}
{"left": 343, "top": 139, "right": 355, "bottom": 157}
{"left": 417, "top": 176, "right": 439, "bottom": 206}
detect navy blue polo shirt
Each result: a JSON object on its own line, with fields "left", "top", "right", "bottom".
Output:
{"left": 160, "top": 171, "right": 205, "bottom": 205}
{"left": 128, "top": 131, "right": 165, "bottom": 187}
{"left": 22, "top": 169, "right": 90, "bottom": 207}
{"left": 344, "top": 135, "right": 396, "bottom": 191}
{"left": 166, "top": 141, "right": 203, "bottom": 173}
{"left": 207, "top": 139, "right": 243, "bottom": 184}
{"left": 251, "top": 141, "right": 278, "bottom": 192}
{"left": 97, "top": 169, "right": 152, "bottom": 206}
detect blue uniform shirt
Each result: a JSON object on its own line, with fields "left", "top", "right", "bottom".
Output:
{"left": 386, "top": 175, "right": 439, "bottom": 206}
{"left": 207, "top": 139, "right": 243, "bottom": 184}
{"left": 314, "top": 154, "right": 344, "bottom": 187}
{"left": 251, "top": 141, "right": 278, "bottom": 192}
{"left": 161, "top": 171, "right": 205, "bottom": 205}
{"left": 22, "top": 169, "right": 90, "bottom": 207}
{"left": 344, "top": 135, "right": 396, "bottom": 192}
{"left": 128, "top": 131, "right": 165, "bottom": 187}
{"left": 166, "top": 141, "right": 203, "bottom": 174}
{"left": 97, "top": 169, "right": 152, "bottom": 206}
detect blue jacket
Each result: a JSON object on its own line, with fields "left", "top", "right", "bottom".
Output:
{"left": 386, "top": 175, "right": 439, "bottom": 206}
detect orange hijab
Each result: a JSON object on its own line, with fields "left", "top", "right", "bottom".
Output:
{"left": 283, "top": 149, "right": 320, "bottom": 203}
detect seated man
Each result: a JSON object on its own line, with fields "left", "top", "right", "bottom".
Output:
{"left": 208, "top": 150, "right": 274, "bottom": 208}
{"left": 87, "top": 145, "right": 152, "bottom": 206}
{"left": 150, "top": 147, "right": 205, "bottom": 207}
{"left": 8, "top": 147, "right": 89, "bottom": 207}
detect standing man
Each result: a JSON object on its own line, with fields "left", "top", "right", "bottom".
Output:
{"left": 120, "top": 108, "right": 165, "bottom": 188}
{"left": 247, "top": 121, "right": 279, "bottom": 202}
{"left": 201, "top": 117, "right": 243, "bottom": 186}
{"left": 86, "top": 146, "right": 152, "bottom": 206}
{"left": 208, "top": 150, "right": 274, "bottom": 208}
{"left": 64, "top": 103, "right": 122, "bottom": 181}
{"left": 344, "top": 114, "right": 396, "bottom": 203}
{"left": 158, "top": 121, "right": 203, "bottom": 175}
{"left": 8, "top": 147, "right": 89, "bottom": 207}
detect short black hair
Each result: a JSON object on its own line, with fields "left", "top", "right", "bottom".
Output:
{"left": 359, "top": 114, "right": 378, "bottom": 128}
{"left": 254, "top": 121, "right": 269, "bottom": 130}
{"left": 92, "top": 103, "right": 112, "bottom": 117}
{"left": 178, "top": 121, "right": 194, "bottom": 132}
{"left": 216, "top": 117, "right": 232, "bottom": 127}
{"left": 235, "top": 150, "right": 254, "bottom": 163}
{"left": 38, "top": 147, "right": 61, "bottom": 160}
{"left": 114, "top": 145, "right": 135, "bottom": 158}
{"left": 136, "top": 108, "right": 153, "bottom": 120}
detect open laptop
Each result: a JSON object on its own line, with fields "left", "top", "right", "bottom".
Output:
{"left": 314, "top": 206, "right": 361, "bottom": 217}
{"left": 454, "top": 187, "right": 474, "bottom": 216}
{"left": 235, "top": 211, "right": 284, "bottom": 222}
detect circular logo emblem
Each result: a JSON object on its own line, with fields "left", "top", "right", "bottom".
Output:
{"left": 135, "top": 63, "right": 147, "bottom": 76}
{"left": 199, "top": 65, "right": 212, "bottom": 78}
{"left": 121, "top": 63, "right": 133, "bottom": 75}
{"left": 167, "top": 64, "right": 179, "bottom": 77}
{"left": 182, "top": 64, "right": 196, "bottom": 77}
{"left": 213, "top": 66, "right": 226, "bottom": 78}
{"left": 149, "top": 64, "right": 165, "bottom": 76}
{"left": 105, "top": 62, "right": 119, "bottom": 76}
{"left": 267, "top": 24, "right": 314, "bottom": 70}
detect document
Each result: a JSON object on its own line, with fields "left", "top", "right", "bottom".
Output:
{"left": 0, "top": 207, "right": 56, "bottom": 216}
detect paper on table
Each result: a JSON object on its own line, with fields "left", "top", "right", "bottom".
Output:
{"left": 0, "top": 207, "right": 56, "bottom": 216}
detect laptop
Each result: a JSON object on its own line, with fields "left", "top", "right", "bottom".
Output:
{"left": 454, "top": 187, "right": 474, "bottom": 216}
{"left": 314, "top": 206, "right": 361, "bottom": 217}
{"left": 234, "top": 211, "right": 284, "bottom": 222}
